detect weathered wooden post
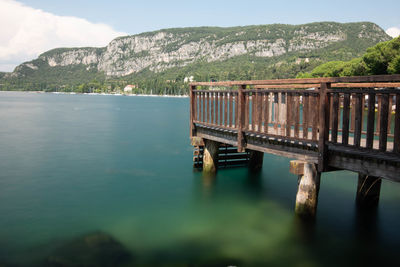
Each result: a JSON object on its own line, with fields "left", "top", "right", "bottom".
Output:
{"left": 356, "top": 174, "right": 382, "bottom": 207}
{"left": 203, "top": 139, "right": 220, "bottom": 173}
{"left": 318, "top": 82, "right": 331, "bottom": 172}
{"left": 190, "top": 85, "right": 196, "bottom": 137}
{"left": 237, "top": 85, "right": 246, "bottom": 152}
{"left": 290, "top": 160, "right": 321, "bottom": 218}
{"left": 395, "top": 93, "right": 400, "bottom": 153}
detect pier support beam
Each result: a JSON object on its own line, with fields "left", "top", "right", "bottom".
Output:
{"left": 290, "top": 160, "right": 321, "bottom": 218}
{"left": 356, "top": 174, "right": 382, "bottom": 208}
{"left": 248, "top": 150, "right": 264, "bottom": 172}
{"left": 203, "top": 139, "right": 220, "bottom": 173}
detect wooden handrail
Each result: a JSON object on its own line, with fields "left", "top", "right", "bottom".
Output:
{"left": 190, "top": 76, "right": 400, "bottom": 162}
{"left": 190, "top": 74, "right": 400, "bottom": 87}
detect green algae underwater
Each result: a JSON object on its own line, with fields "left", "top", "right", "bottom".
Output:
{"left": 1, "top": 91, "right": 400, "bottom": 266}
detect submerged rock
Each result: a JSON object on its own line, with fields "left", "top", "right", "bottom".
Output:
{"left": 45, "top": 231, "right": 132, "bottom": 267}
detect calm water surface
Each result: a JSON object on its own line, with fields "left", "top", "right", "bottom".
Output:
{"left": 1, "top": 91, "right": 400, "bottom": 266}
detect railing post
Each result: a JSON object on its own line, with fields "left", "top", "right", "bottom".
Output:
{"left": 394, "top": 93, "right": 400, "bottom": 153}
{"left": 190, "top": 85, "right": 196, "bottom": 137}
{"left": 318, "top": 82, "right": 331, "bottom": 172}
{"left": 237, "top": 85, "right": 246, "bottom": 152}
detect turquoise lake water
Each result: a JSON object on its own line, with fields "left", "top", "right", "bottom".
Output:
{"left": 1, "top": 91, "right": 400, "bottom": 266}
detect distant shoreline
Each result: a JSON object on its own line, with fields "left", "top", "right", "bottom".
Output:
{"left": 0, "top": 91, "right": 189, "bottom": 98}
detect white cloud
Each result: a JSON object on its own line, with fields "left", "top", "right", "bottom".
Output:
{"left": 386, "top": 27, "right": 400, "bottom": 38}
{"left": 0, "top": 0, "right": 127, "bottom": 72}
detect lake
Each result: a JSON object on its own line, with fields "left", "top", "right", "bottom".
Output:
{"left": 1, "top": 91, "right": 400, "bottom": 266}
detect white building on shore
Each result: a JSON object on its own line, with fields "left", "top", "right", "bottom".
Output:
{"left": 123, "top": 85, "right": 136, "bottom": 93}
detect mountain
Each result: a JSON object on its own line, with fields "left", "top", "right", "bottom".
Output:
{"left": 0, "top": 22, "right": 391, "bottom": 93}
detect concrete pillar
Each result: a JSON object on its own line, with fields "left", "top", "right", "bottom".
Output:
{"left": 248, "top": 150, "right": 264, "bottom": 172}
{"left": 290, "top": 160, "right": 321, "bottom": 218}
{"left": 203, "top": 139, "right": 219, "bottom": 173}
{"left": 356, "top": 174, "right": 382, "bottom": 208}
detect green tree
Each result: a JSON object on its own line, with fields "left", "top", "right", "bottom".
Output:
{"left": 388, "top": 55, "right": 400, "bottom": 74}
{"left": 299, "top": 36, "right": 400, "bottom": 77}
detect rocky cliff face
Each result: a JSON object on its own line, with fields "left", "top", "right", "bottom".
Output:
{"left": 9, "top": 22, "right": 391, "bottom": 78}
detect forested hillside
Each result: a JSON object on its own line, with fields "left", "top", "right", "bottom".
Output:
{"left": 0, "top": 22, "right": 391, "bottom": 94}
{"left": 297, "top": 36, "right": 400, "bottom": 77}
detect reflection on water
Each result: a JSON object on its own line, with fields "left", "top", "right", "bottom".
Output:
{"left": 0, "top": 92, "right": 400, "bottom": 266}
{"left": 201, "top": 171, "right": 217, "bottom": 197}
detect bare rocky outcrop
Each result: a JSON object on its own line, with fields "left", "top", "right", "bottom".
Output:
{"left": 8, "top": 22, "right": 391, "bottom": 78}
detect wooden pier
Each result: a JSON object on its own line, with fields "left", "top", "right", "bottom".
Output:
{"left": 189, "top": 74, "right": 400, "bottom": 217}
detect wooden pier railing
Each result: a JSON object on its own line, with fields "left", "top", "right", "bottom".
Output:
{"left": 190, "top": 75, "right": 400, "bottom": 180}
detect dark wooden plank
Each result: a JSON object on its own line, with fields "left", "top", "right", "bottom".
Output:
{"left": 234, "top": 93, "right": 238, "bottom": 128}
{"left": 196, "top": 91, "right": 200, "bottom": 122}
{"left": 198, "top": 91, "right": 202, "bottom": 122}
{"left": 274, "top": 93, "right": 279, "bottom": 134}
{"left": 250, "top": 88, "right": 399, "bottom": 94}
{"left": 318, "top": 83, "right": 331, "bottom": 171}
{"left": 332, "top": 82, "right": 400, "bottom": 88}
{"left": 379, "top": 93, "right": 389, "bottom": 151}
{"left": 196, "top": 89, "right": 237, "bottom": 93}
{"left": 229, "top": 92, "right": 233, "bottom": 128}
{"left": 312, "top": 94, "right": 319, "bottom": 141}
{"left": 354, "top": 93, "right": 363, "bottom": 147}
{"left": 206, "top": 92, "right": 210, "bottom": 123}
{"left": 264, "top": 93, "right": 270, "bottom": 134}
{"left": 200, "top": 93, "right": 206, "bottom": 122}
{"left": 219, "top": 154, "right": 250, "bottom": 161}
{"left": 252, "top": 92, "right": 257, "bottom": 131}
{"left": 190, "top": 86, "right": 195, "bottom": 137}
{"left": 219, "top": 92, "right": 223, "bottom": 126}
{"left": 286, "top": 93, "right": 292, "bottom": 137}
{"left": 328, "top": 154, "right": 400, "bottom": 182}
{"left": 256, "top": 84, "right": 320, "bottom": 89}
{"left": 194, "top": 91, "right": 198, "bottom": 121}
{"left": 220, "top": 91, "right": 224, "bottom": 126}
{"left": 331, "top": 93, "right": 339, "bottom": 143}
{"left": 279, "top": 93, "right": 286, "bottom": 135}
{"left": 366, "top": 93, "right": 376, "bottom": 149}
{"left": 251, "top": 93, "right": 257, "bottom": 131}
{"left": 303, "top": 93, "right": 309, "bottom": 139}
{"left": 237, "top": 85, "right": 246, "bottom": 152}
{"left": 201, "top": 92, "right": 205, "bottom": 123}
{"left": 342, "top": 93, "right": 350, "bottom": 145}
{"left": 191, "top": 74, "right": 400, "bottom": 87}
{"left": 329, "top": 95, "right": 333, "bottom": 130}
{"left": 254, "top": 92, "right": 259, "bottom": 132}
{"left": 328, "top": 143, "right": 400, "bottom": 162}
{"left": 388, "top": 95, "right": 393, "bottom": 134}
{"left": 215, "top": 92, "right": 219, "bottom": 126}
{"left": 376, "top": 95, "right": 381, "bottom": 134}
{"left": 394, "top": 94, "right": 400, "bottom": 153}
{"left": 294, "top": 93, "right": 300, "bottom": 138}
{"left": 350, "top": 95, "right": 356, "bottom": 132}
{"left": 245, "top": 93, "right": 250, "bottom": 130}
{"left": 210, "top": 92, "right": 214, "bottom": 124}
{"left": 257, "top": 92, "right": 263, "bottom": 133}
{"left": 224, "top": 92, "right": 228, "bottom": 127}
{"left": 197, "top": 86, "right": 398, "bottom": 93}
{"left": 362, "top": 95, "right": 366, "bottom": 133}
{"left": 218, "top": 159, "right": 249, "bottom": 167}
{"left": 244, "top": 89, "right": 318, "bottom": 93}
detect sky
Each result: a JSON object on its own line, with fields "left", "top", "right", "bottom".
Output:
{"left": 1, "top": 0, "right": 400, "bottom": 72}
